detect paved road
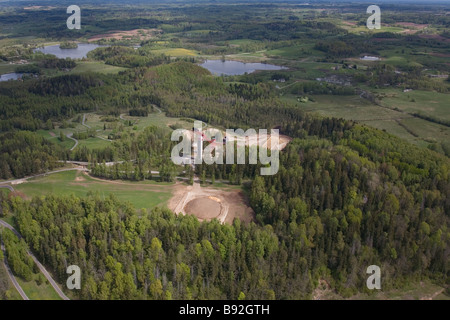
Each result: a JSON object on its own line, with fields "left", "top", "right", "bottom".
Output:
{"left": 1, "top": 241, "right": 29, "bottom": 300}
{"left": 0, "top": 168, "right": 88, "bottom": 186}
{"left": 82, "top": 113, "right": 91, "bottom": 129}
{"left": 82, "top": 113, "right": 113, "bottom": 142}
{"left": 153, "top": 105, "right": 162, "bottom": 114}
{"left": 0, "top": 185, "right": 14, "bottom": 192}
{"left": 0, "top": 220, "right": 70, "bottom": 300}
{"left": 30, "top": 254, "right": 70, "bottom": 300}
{"left": 66, "top": 133, "right": 78, "bottom": 151}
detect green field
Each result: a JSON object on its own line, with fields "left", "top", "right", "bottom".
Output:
{"left": 378, "top": 89, "right": 450, "bottom": 121}
{"left": 36, "top": 130, "right": 76, "bottom": 149}
{"left": 16, "top": 273, "right": 62, "bottom": 300}
{"left": 339, "top": 22, "right": 405, "bottom": 35}
{"left": 14, "top": 170, "right": 174, "bottom": 210}
{"left": 71, "top": 61, "right": 128, "bottom": 74}
{"left": 282, "top": 93, "right": 450, "bottom": 147}
{"left": 398, "top": 117, "right": 450, "bottom": 145}
{"left": 77, "top": 137, "right": 112, "bottom": 150}
{"left": 152, "top": 48, "right": 199, "bottom": 57}
{"left": 0, "top": 63, "right": 17, "bottom": 74}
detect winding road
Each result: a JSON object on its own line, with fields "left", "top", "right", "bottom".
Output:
{"left": 153, "top": 105, "right": 162, "bottom": 114}
{"left": 0, "top": 185, "right": 14, "bottom": 192}
{"left": 66, "top": 133, "right": 78, "bottom": 151}
{"left": 1, "top": 241, "right": 29, "bottom": 300}
{"left": 81, "top": 113, "right": 91, "bottom": 129}
{"left": 0, "top": 168, "right": 88, "bottom": 187}
{"left": 0, "top": 219, "right": 70, "bottom": 300}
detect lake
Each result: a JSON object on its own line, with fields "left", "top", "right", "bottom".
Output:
{"left": 33, "top": 43, "right": 104, "bottom": 59}
{"left": 200, "top": 59, "right": 287, "bottom": 76}
{"left": 0, "top": 73, "right": 23, "bottom": 82}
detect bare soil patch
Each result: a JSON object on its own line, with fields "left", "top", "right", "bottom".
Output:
{"left": 187, "top": 129, "right": 292, "bottom": 151}
{"left": 74, "top": 175, "right": 85, "bottom": 182}
{"left": 168, "top": 180, "right": 254, "bottom": 224}
{"left": 184, "top": 197, "right": 222, "bottom": 220}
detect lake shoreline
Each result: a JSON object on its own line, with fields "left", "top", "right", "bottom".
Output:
{"left": 199, "top": 59, "right": 288, "bottom": 76}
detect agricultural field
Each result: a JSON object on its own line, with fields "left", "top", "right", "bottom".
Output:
{"left": 282, "top": 93, "right": 450, "bottom": 147}
{"left": 378, "top": 89, "right": 450, "bottom": 121}
{"left": 152, "top": 48, "right": 199, "bottom": 57}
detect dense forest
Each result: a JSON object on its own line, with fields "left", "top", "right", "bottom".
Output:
{"left": 0, "top": 131, "right": 65, "bottom": 179}
{"left": 0, "top": 59, "right": 448, "bottom": 299}
{"left": 0, "top": 1, "right": 449, "bottom": 300}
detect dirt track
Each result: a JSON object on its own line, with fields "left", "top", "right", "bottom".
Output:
{"left": 168, "top": 179, "right": 254, "bottom": 224}
{"left": 184, "top": 197, "right": 222, "bottom": 220}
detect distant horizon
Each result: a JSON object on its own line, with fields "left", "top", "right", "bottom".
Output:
{"left": 1, "top": 0, "right": 450, "bottom": 3}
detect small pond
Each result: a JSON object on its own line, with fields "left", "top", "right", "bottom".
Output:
{"left": 0, "top": 73, "right": 23, "bottom": 82}
{"left": 33, "top": 43, "right": 104, "bottom": 59}
{"left": 200, "top": 59, "right": 287, "bottom": 76}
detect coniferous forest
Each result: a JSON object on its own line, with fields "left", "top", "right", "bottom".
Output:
{"left": 0, "top": 0, "right": 449, "bottom": 301}
{"left": 0, "top": 61, "right": 448, "bottom": 300}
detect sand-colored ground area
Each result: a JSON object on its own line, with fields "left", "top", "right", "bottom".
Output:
{"left": 396, "top": 22, "right": 429, "bottom": 34}
{"left": 184, "top": 197, "right": 222, "bottom": 220}
{"left": 182, "top": 128, "right": 292, "bottom": 152}
{"left": 168, "top": 179, "right": 254, "bottom": 224}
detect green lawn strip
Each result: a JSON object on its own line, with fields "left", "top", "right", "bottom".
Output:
{"left": 15, "top": 273, "right": 62, "bottom": 300}
{"left": 15, "top": 170, "right": 174, "bottom": 210}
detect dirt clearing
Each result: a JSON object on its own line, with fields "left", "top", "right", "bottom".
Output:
{"left": 185, "top": 197, "right": 222, "bottom": 220}
{"left": 168, "top": 179, "right": 254, "bottom": 224}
